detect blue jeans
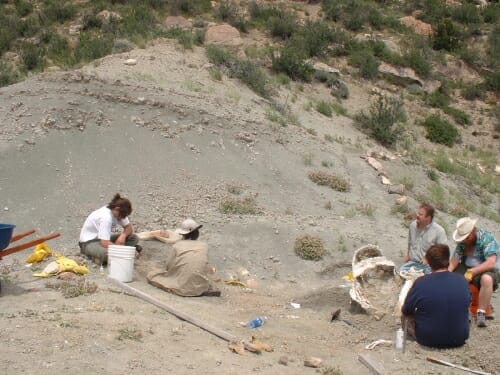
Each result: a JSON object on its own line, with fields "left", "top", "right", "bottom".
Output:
{"left": 399, "top": 260, "right": 431, "bottom": 274}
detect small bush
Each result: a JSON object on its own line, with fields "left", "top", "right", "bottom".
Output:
{"left": 294, "top": 235, "right": 326, "bottom": 260}
{"left": 112, "top": 38, "right": 136, "bottom": 54}
{"left": 427, "top": 169, "right": 439, "bottom": 182}
{"left": 271, "top": 45, "right": 314, "bottom": 82}
{"left": 21, "top": 42, "right": 44, "bottom": 71}
{"left": 425, "top": 91, "right": 450, "bottom": 108}
{"left": 117, "top": 327, "right": 143, "bottom": 342}
{"left": 74, "top": 32, "right": 113, "bottom": 62}
{"left": 308, "top": 170, "right": 350, "bottom": 192}
{"left": 317, "top": 101, "right": 333, "bottom": 117}
{"left": 0, "top": 61, "right": 20, "bottom": 87}
{"left": 46, "top": 278, "right": 98, "bottom": 298}
{"left": 214, "top": 0, "right": 248, "bottom": 32}
{"left": 348, "top": 50, "right": 379, "bottom": 79}
{"left": 443, "top": 106, "right": 471, "bottom": 127}
{"left": 267, "top": 9, "right": 298, "bottom": 40}
{"left": 41, "top": 0, "right": 77, "bottom": 24}
{"left": 432, "top": 19, "right": 462, "bottom": 52}
{"left": 484, "top": 70, "right": 500, "bottom": 92}
{"left": 170, "top": 0, "right": 212, "bottom": 16}
{"left": 462, "top": 84, "right": 485, "bottom": 101}
{"left": 220, "top": 196, "right": 261, "bottom": 215}
{"left": 423, "top": 115, "right": 460, "bottom": 147}
{"left": 355, "top": 96, "right": 406, "bottom": 147}
{"left": 15, "top": 0, "right": 33, "bottom": 17}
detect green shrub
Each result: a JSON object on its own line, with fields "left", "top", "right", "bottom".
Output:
{"left": 15, "top": 0, "right": 33, "bottom": 17}
{"left": 294, "top": 235, "right": 326, "bottom": 260}
{"left": 308, "top": 170, "right": 350, "bottom": 192}
{"left": 424, "top": 91, "right": 450, "bottom": 108}
{"left": 232, "top": 59, "right": 270, "bottom": 97}
{"left": 112, "top": 38, "right": 136, "bottom": 54}
{"left": 219, "top": 196, "right": 261, "bottom": 215}
{"left": 452, "top": 2, "right": 482, "bottom": 25}
{"left": 294, "top": 20, "right": 337, "bottom": 58}
{"left": 348, "top": 50, "right": 379, "bottom": 79}
{"left": 0, "top": 28, "right": 15, "bottom": 55}
{"left": 271, "top": 45, "right": 314, "bottom": 82}
{"left": 462, "top": 84, "right": 485, "bottom": 101}
{"left": 355, "top": 96, "right": 406, "bottom": 147}
{"left": 0, "top": 61, "right": 20, "bottom": 87}
{"left": 45, "top": 32, "right": 75, "bottom": 67}
{"left": 74, "top": 32, "right": 113, "bottom": 62}
{"left": 41, "top": 0, "right": 77, "bottom": 24}
{"left": 423, "top": 115, "right": 459, "bottom": 147}
{"left": 82, "top": 13, "right": 103, "bottom": 31}
{"left": 484, "top": 70, "right": 500, "bottom": 92}
{"left": 483, "top": 3, "right": 499, "bottom": 24}
{"left": 403, "top": 48, "right": 432, "bottom": 78}
{"left": 316, "top": 101, "right": 333, "bottom": 117}
{"left": 170, "top": 0, "right": 212, "bottom": 15}
{"left": 215, "top": 0, "right": 248, "bottom": 32}
{"left": 443, "top": 106, "right": 471, "bottom": 127}
{"left": 267, "top": 9, "right": 298, "bottom": 40}
{"left": 432, "top": 19, "right": 462, "bottom": 52}
{"left": 121, "top": 5, "right": 158, "bottom": 37}
{"left": 206, "top": 44, "right": 233, "bottom": 66}
{"left": 21, "top": 43, "right": 44, "bottom": 71}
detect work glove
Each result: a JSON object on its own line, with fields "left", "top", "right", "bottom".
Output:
{"left": 464, "top": 270, "right": 473, "bottom": 282}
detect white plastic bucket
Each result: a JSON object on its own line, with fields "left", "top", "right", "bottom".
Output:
{"left": 108, "top": 245, "right": 136, "bottom": 282}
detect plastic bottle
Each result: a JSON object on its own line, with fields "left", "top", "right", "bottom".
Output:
{"left": 395, "top": 327, "right": 404, "bottom": 351}
{"left": 246, "top": 316, "right": 266, "bottom": 329}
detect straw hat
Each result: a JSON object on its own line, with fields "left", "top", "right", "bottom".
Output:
{"left": 175, "top": 218, "right": 202, "bottom": 235}
{"left": 452, "top": 217, "right": 478, "bottom": 242}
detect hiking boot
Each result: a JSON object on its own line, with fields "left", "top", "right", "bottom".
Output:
{"left": 201, "top": 290, "right": 221, "bottom": 297}
{"left": 477, "top": 311, "right": 487, "bottom": 328}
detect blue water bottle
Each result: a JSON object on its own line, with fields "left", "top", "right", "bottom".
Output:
{"left": 247, "top": 316, "right": 266, "bottom": 329}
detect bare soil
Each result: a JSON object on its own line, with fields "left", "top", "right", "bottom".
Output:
{"left": 0, "top": 39, "right": 499, "bottom": 375}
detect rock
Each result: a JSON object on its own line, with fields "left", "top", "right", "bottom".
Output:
{"left": 97, "top": 10, "right": 122, "bottom": 23}
{"left": 395, "top": 195, "right": 408, "bottom": 206}
{"left": 388, "top": 184, "right": 405, "bottom": 195}
{"left": 69, "top": 24, "right": 82, "bottom": 36}
{"left": 205, "top": 23, "right": 242, "bottom": 45}
{"left": 366, "top": 156, "right": 386, "bottom": 175}
{"left": 304, "top": 357, "right": 323, "bottom": 368}
{"left": 124, "top": 59, "right": 137, "bottom": 66}
{"left": 378, "top": 62, "right": 423, "bottom": 87}
{"left": 495, "top": 165, "right": 500, "bottom": 176}
{"left": 381, "top": 176, "right": 391, "bottom": 185}
{"left": 278, "top": 356, "right": 289, "bottom": 366}
{"left": 165, "top": 16, "right": 192, "bottom": 29}
{"left": 399, "top": 16, "right": 433, "bottom": 36}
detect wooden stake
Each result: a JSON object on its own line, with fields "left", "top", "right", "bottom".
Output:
{"left": 427, "top": 356, "right": 491, "bottom": 375}
{"left": 107, "top": 277, "right": 260, "bottom": 353}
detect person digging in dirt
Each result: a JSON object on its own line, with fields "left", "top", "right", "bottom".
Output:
{"left": 78, "top": 193, "right": 141, "bottom": 265}
{"left": 402, "top": 244, "right": 470, "bottom": 348}
{"left": 399, "top": 203, "right": 447, "bottom": 275}
{"left": 449, "top": 217, "right": 499, "bottom": 327}
{"left": 147, "top": 218, "right": 220, "bottom": 297}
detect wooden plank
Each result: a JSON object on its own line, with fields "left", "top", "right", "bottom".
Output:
{"left": 107, "top": 277, "right": 260, "bottom": 353}
{"left": 1, "top": 232, "right": 60, "bottom": 257}
{"left": 358, "top": 354, "right": 385, "bottom": 375}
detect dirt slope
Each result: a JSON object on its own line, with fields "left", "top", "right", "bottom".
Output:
{"left": 0, "top": 39, "right": 499, "bottom": 375}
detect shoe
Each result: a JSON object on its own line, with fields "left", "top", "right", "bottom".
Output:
{"left": 477, "top": 312, "right": 487, "bottom": 328}
{"left": 135, "top": 245, "right": 143, "bottom": 253}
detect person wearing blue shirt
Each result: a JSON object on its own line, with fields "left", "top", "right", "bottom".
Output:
{"left": 402, "top": 244, "right": 470, "bottom": 348}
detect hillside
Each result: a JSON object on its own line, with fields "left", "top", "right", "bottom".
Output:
{"left": 0, "top": 1, "right": 499, "bottom": 374}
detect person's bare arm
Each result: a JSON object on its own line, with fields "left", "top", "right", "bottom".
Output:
{"left": 469, "top": 255, "right": 497, "bottom": 277}
{"left": 448, "top": 256, "right": 460, "bottom": 272}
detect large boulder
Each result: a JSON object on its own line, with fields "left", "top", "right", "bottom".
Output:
{"left": 165, "top": 16, "right": 192, "bottom": 29}
{"left": 378, "top": 62, "right": 423, "bottom": 87}
{"left": 399, "top": 16, "right": 432, "bottom": 36}
{"left": 205, "top": 23, "right": 242, "bottom": 46}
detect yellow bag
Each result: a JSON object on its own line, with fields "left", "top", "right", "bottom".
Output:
{"left": 25, "top": 243, "right": 54, "bottom": 263}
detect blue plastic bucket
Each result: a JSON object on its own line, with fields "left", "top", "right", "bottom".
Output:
{"left": 0, "top": 224, "right": 15, "bottom": 251}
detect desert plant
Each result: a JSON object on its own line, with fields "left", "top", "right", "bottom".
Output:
{"left": 271, "top": 44, "right": 314, "bottom": 82}
{"left": 443, "top": 106, "right": 471, "bottom": 127}
{"left": 432, "top": 19, "right": 462, "bottom": 52}
{"left": 0, "top": 60, "right": 20, "bottom": 87}
{"left": 294, "top": 235, "right": 326, "bottom": 260}
{"left": 357, "top": 203, "right": 375, "bottom": 217}
{"left": 219, "top": 196, "right": 261, "bottom": 215}
{"left": 21, "top": 42, "right": 44, "bottom": 71}
{"left": 426, "top": 169, "right": 439, "bottom": 182}
{"left": 41, "top": 0, "right": 77, "bottom": 24}
{"left": 170, "top": 0, "right": 212, "bottom": 15}
{"left": 308, "top": 170, "right": 350, "bottom": 192}
{"left": 117, "top": 327, "right": 143, "bottom": 342}
{"left": 112, "top": 38, "right": 136, "bottom": 54}
{"left": 316, "top": 101, "right": 333, "bottom": 117}
{"left": 46, "top": 278, "right": 98, "bottom": 298}
{"left": 214, "top": 0, "right": 248, "bottom": 32}
{"left": 15, "top": 0, "right": 33, "bottom": 17}
{"left": 348, "top": 49, "right": 379, "bottom": 79}
{"left": 423, "top": 114, "right": 460, "bottom": 147}
{"left": 74, "top": 32, "right": 113, "bottom": 63}
{"left": 267, "top": 8, "right": 298, "bottom": 40}
{"left": 462, "top": 84, "right": 485, "bottom": 101}
{"left": 355, "top": 96, "right": 406, "bottom": 147}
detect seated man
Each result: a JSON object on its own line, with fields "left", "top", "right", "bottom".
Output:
{"left": 449, "top": 217, "right": 499, "bottom": 327}
{"left": 400, "top": 203, "right": 447, "bottom": 275}
{"left": 402, "top": 244, "right": 470, "bottom": 348}
{"left": 147, "top": 219, "right": 220, "bottom": 297}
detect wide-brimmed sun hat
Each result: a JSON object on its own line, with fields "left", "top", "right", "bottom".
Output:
{"left": 175, "top": 218, "right": 202, "bottom": 235}
{"left": 452, "top": 217, "right": 478, "bottom": 242}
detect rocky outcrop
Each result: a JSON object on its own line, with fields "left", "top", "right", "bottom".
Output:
{"left": 399, "top": 16, "right": 432, "bottom": 36}
{"left": 205, "top": 23, "right": 242, "bottom": 45}
{"left": 165, "top": 16, "right": 192, "bottom": 29}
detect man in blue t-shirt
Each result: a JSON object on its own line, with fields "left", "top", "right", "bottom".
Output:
{"left": 402, "top": 244, "right": 470, "bottom": 348}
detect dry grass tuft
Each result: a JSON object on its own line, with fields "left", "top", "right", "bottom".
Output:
{"left": 308, "top": 171, "right": 350, "bottom": 192}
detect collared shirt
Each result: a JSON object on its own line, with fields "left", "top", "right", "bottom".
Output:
{"left": 454, "top": 228, "right": 499, "bottom": 269}
{"left": 408, "top": 220, "right": 447, "bottom": 262}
